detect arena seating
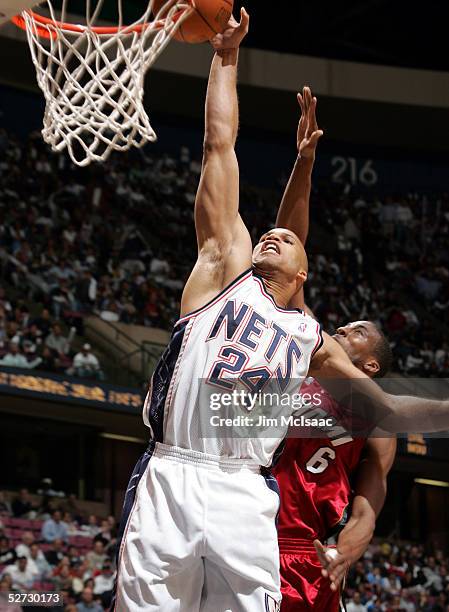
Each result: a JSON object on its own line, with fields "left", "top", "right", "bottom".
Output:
{"left": 2, "top": 495, "right": 449, "bottom": 610}
{"left": 344, "top": 539, "right": 449, "bottom": 610}
{"left": 0, "top": 490, "right": 115, "bottom": 609}
{"left": 0, "top": 127, "right": 448, "bottom": 382}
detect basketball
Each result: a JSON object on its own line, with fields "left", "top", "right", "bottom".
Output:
{"left": 153, "top": 0, "right": 234, "bottom": 44}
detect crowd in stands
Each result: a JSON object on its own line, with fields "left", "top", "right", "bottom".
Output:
{"left": 308, "top": 187, "right": 449, "bottom": 377}
{"left": 344, "top": 540, "right": 449, "bottom": 611}
{"left": 0, "top": 487, "right": 117, "bottom": 611}
{"left": 0, "top": 127, "right": 448, "bottom": 377}
{"left": 2, "top": 487, "right": 449, "bottom": 611}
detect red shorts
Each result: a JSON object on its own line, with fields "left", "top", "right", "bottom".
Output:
{"left": 279, "top": 538, "right": 342, "bottom": 612}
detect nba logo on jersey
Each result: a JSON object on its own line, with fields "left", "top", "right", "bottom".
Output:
{"left": 265, "top": 593, "right": 280, "bottom": 612}
{"left": 299, "top": 322, "right": 308, "bottom": 333}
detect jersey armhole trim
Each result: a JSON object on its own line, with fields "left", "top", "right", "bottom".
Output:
{"left": 311, "top": 322, "right": 324, "bottom": 359}
{"left": 176, "top": 268, "right": 253, "bottom": 326}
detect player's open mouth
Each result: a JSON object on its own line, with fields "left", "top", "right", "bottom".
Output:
{"left": 261, "top": 242, "right": 280, "bottom": 254}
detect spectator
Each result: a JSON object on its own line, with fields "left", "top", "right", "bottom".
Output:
{"left": 28, "top": 543, "right": 51, "bottom": 579}
{"left": 76, "top": 270, "right": 97, "bottom": 310}
{"left": 70, "top": 562, "right": 88, "bottom": 595}
{"left": 399, "top": 588, "right": 417, "bottom": 612}
{"left": 67, "top": 546, "right": 82, "bottom": 568}
{"left": 68, "top": 344, "right": 104, "bottom": 380}
{"left": 346, "top": 592, "right": 367, "bottom": 612}
{"left": 94, "top": 520, "right": 111, "bottom": 542}
{"left": 45, "top": 324, "right": 74, "bottom": 358}
{"left": 11, "top": 489, "right": 35, "bottom": 518}
{"left": 42, "top": 510, "right": 69, "bottom": 543}
{"left": 81, "top": 515, "right": 100, "bottom": 538}
{"left": 38, "top": 477, "right": 65, "bottom": 499}
{"left": 0, "top": 491, "right": 11, "bottom": 515}
{"left": 76, "top": 588, "right": 103, "bottom": 612}
{"left": 0, "top": 575, "right": 13, "bottom": 593}
{"left": 0, "top": 537, "right": 17, "bottom": 566}
{"left": 39, "top": 346, "right": 60, "bottom": 372}
{"left": 15, "top": 531, "right": 34, "bottom": 559}
{"left": 32, "top": 308, "right": 53, "bottom": 338}
{"left": 0, "top": 340, "right": 42, "bottom": 369}
{"left": 45, "top": 539, "right": 66, "bottom": 567}
{"left": 53, "top": 564, "right": 74, "bottom": 591}
{"left": 0, "top": 578, "right": 22, "bottom": 612}
{"left": 106, "top": 516, "right": 117, "bottom": 537}
{"left": 63, "top": 512, "right": 80, "bottom": 537}
{"left": 85, "top": 541, "right": 107, "bottom": 573}
{"left": 93, "top": 562, "right": 115, "bottom": 608}
{"left": 2, "top": 557, "right": 35, "bottom": 591}
{"left": 93, "top": 562, "right": 114, "bottom": 596}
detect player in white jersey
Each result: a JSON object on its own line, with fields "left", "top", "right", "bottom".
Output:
{"left": 113, "top": 11, "right": 449, "bottom": 612}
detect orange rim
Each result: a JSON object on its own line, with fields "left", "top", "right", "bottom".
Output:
{"left": 12, "top": 4, "right": 188, "bottom": 39}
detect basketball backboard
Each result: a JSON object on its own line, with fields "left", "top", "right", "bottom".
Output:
{"left": 0, "top": 0, "right": 38, "bottom": 24}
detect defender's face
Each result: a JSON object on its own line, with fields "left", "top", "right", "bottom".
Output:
{"left": 252, "top": 229, "right": 307, "bottom": 279}
{"left": 333, "top": 321, "right": 380, "bottom": 368}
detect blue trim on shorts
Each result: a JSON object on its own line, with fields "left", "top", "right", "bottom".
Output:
{"left": 261, "top": 466, "right": 281, "bottom": 527}
{"left": 145, "top": 322, "right": 188, "bottom": 442}
{"left": 111, "top": 440, "right": 156, "bottom": 610}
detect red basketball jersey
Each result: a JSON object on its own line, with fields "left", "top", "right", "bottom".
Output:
{"left": 274, "top": 378, "right": 366, "bottom": 541}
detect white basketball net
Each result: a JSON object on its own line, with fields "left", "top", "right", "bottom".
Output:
{"left": 18, "top": 0, "right": 193, "bottom": 166}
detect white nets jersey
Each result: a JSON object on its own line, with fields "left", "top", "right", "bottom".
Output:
{"left": 143, "top": 270, "right": 323, "bottom": 466}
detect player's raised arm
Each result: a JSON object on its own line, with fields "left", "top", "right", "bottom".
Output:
{"left": 310, "top": 333, "right": 449, "bottom": 433}
{"left": 181, "top": 9, "right": 252, "bottom": 317}
{"left": 276, "top": 87, "right": 323, "bottom": 245}
{"left": 275, "top": 87, "right": 322, "bottom": 312}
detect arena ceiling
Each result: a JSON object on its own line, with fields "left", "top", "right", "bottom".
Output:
{"left": 60, "top": 0, "right": 449, "bottom": 71}
{"left": 239, "top": 0, "right": 449, "bottom": 72}
{"left": 0, "top": 0, "right": 448, "bottom": 154}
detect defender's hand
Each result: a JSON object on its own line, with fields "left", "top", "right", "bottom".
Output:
{"left": 211, "top": 7, "right": 250, "bottom": 51}
{"left": 314, "top": 539, "right": 352, "bottom": 592}
{"left": 297, "top": 86, "right": 323, "bottom": 159}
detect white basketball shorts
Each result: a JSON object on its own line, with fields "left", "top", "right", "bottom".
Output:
{"left": 112, "top": 441, "right": 281, "bottom": 612}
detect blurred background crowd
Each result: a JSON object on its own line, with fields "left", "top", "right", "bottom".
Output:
{"left": 1, "top": 128, "right": 448, "bottom": 381}
{"left": 2, "top": 487, "right": 449, "bottom": 611}
{"left": 0, "top": 486, "right": 116, "bottom": 611}
{"left": 345, "top": 540, "right": 449, "bottom": 611}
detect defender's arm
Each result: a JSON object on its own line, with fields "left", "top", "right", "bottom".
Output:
{"left": 276, "top": 87, "right": 322, "bottom": 245}
{"left": 181, "top": 10, "right": 252, "bottom": 317}
{"left": 315, "top": 436, "right": 396, "bottom": 590}
{"left": 275, "top": 88, "right": 322, "bottom": 312}
{"left": 311, "top": 333, "right": 449, "bottom": 433}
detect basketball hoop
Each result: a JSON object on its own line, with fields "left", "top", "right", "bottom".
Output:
{"left": 12, "top": 0, "right": 194, "bottom": 166}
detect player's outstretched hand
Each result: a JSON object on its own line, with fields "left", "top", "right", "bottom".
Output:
{"left": 211, "top": 7, "right": 250, "bottom": 52}
{"left": 313, "top": 539, "right": 351, "bottom": 592}
{"left": 297, "top": 86, "right": 323, "bottom": 159}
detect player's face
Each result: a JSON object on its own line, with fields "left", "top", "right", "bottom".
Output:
{"left": 252, "top": 229, "right": 308, "bottom": 281}
{"left": 333, "top": 321, "right": 380, "bottom": 376}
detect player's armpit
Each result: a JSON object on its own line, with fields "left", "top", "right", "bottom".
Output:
{"left": 181, "top": 215, "right": 252, "bottom": 316}
{"left": 310, "top": 333, "right": 449, "bottom": 434}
